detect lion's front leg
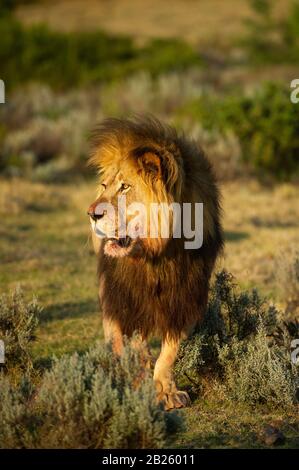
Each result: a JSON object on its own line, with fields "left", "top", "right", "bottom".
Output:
{"left": 154, "top": 335, "right": 191, "bottom": 411}
{"left": 102, "top": 314, "right": 124, "bottom": 356}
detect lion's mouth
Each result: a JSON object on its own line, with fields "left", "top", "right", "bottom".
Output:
{"left": 104, "top": 236, "right": 133, "bottom": 257}
{"left": 107, "top": 236, "right": 132, "bottom": 248}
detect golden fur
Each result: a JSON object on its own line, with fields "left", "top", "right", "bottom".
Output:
{"left": 89, "top": 116, "right": 223, "bottom": 339}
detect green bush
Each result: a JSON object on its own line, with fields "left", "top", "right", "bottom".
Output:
{"left": 175, "top": 270, "right": 298, "bottom": 408}
{"left": 240, "top": 0, "right": 299, "bottom": 64}
{"left": 133, "top": 39, "right": 202, "bottom": 76}
{"left": 0, "top": 16, "right": 201, "bottom": 90}
{"left": 0, "top": 286, "right": 41, "bottom": 374}
{"left": 184, "top": 83, "right": 299, "bottom": 180}
{"left": 0, "top": 340, "right": 180, "bottom": 448}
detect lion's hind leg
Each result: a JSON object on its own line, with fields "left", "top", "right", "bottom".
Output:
{"left": 130, "top": 333, "right": 155, "bottom": 370}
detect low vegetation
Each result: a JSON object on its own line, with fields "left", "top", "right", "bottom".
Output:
{"left": 183, "top": 82, "right": 299, "bottom": 180}
{"left": 0, "top": 287, "right": 41, "bottom": 375}
{"left": 0, "top": 333, "right": 178, "bottom": 448}
{"left": 0, "top": 267, "right": 298, "bottom": 448}
{"left": 2, "top": 79, "right": 299, "bottom": 181}
{"left": 241, "top": 0, "right": 299, "bottom": 64}
{"left": 176, "top": 271, "right": 299, "bottom": 409}
{"left": 0, "top": 286, "right": 179, "bottom": 449}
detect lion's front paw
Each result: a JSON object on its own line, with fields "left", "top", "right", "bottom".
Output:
{"left": 158, "top": 390, "right": 191, "bottom": 411}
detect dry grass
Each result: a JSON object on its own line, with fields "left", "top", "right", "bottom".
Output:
{"left": 175, "top": 400, "right": 299, "bottom": 448}
{"left": 16, "top": 0, "right": 291, "bottom": 46}
{"left": 220, "top": 180, "right": 299, "bottom": 307}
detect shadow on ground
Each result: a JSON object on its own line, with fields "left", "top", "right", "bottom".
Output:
{"left": 250, "top": 216, "right": 298, "bottom": 229}
{"left": 224, "top": 230, "right": 249, "bottom": 242}
{"left": 40, "top": 298, "right": 98, "bottom": 323}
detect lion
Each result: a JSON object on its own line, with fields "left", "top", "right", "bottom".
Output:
{"left": 88, "top": 116, "right": 223, "bottom": 410}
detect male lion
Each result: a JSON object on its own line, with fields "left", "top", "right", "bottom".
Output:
{"left": 88, "top": 116, "right": 223, "bottom": 410}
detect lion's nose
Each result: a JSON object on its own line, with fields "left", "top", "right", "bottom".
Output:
{"left": 88, "top": 210, "right": 102, "bottom": 222}
{"left": 87, "top": 204, "right": 106, "bottom": 221}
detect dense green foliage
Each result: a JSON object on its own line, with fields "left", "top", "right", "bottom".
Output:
{"left": 185, "top": 83, "right": 299, "bottom": 180}
{"left": 0, "top": 15, "right": 201, "bottom": 90}
{"left": 242, "top": 0, "right": 299, "bottom": 64}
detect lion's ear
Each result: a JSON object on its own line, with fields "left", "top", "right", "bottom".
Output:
{"left": 139, "top": 151, "right": 162, "bottom": 179}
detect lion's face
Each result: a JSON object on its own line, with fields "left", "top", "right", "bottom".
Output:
{"left": 88, "top": 152, "right": 175, "bottom": 258}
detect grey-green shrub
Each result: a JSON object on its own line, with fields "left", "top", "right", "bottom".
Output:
{"left": 175, "top": 270, "right": 298, "bottom": 408}
{"left": 176, "top": 270, "right": 278, "bottom": 378}
{"left": 218, "top": 322, "right": 297, "bottom": 407}
{"left": 0, "top": 287, "right": 179, "bottom": 449}
{"left": 0, "top": 286, "right": 40, "bottom": 374}
{"left": 0, "top": 377, "right": 26, "bottom": 448}
{"left": 0, "top": 340, "right": 178, "bottom": 449}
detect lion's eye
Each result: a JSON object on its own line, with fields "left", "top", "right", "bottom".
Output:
{"left": 101, "top": 183, "right": 107, "bottom": 190}
{"left": 120, "top": 183, "right": 131, "bottom": 192}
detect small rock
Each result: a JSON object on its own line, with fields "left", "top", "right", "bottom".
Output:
{"left": 262, "top": 425, "right": 285, "bottom": 446}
